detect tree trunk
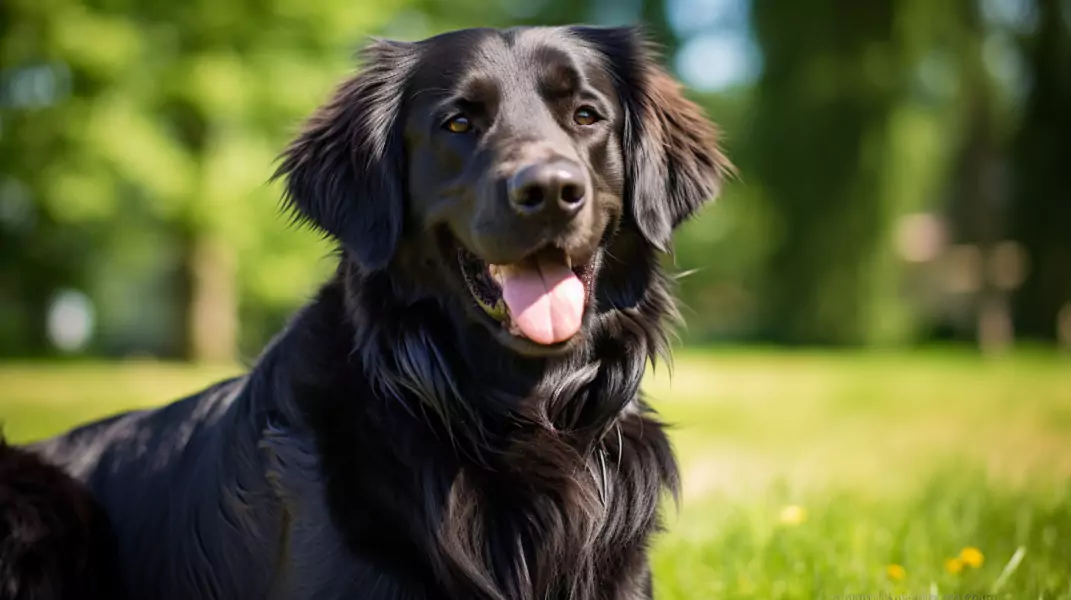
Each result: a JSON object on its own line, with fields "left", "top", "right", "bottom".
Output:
{"left": 183, "top": 232, "right": 238, "bottom": 363}
{"left": 751, "top": 0, "right": 908, "bottom": 345}
{"left": 1010, "top": 0, "right": 1071, "bottom": 342}
{"left": 946, "top": 0, "right": 1012, "bottom": 353}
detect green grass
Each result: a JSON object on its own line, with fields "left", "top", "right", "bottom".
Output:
{"left": 2, "top": 349, "right": 1070, "bottom": 599}
{"left": 653, "top": 475, "right": 1071, "bottom": 599}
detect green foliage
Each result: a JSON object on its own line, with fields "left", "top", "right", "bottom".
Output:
{"left": 0, "top": 0, "right": 410, "bottom": 357}
{"left": 2, "top": 0, "right": 1067, "bottom": 356}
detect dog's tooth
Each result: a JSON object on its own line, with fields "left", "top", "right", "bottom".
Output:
{"left": 493, "top": 264, "right": 519, "bottom": 279}
{"left": 566, "top": 256, "right": 572, "bottom": 270}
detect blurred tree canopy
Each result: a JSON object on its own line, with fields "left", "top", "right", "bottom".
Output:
{"left": 1, "top": 0, "right": 407, "bottom": 359}
{"left": 1, "top": 0, "right": 1068, "bottom": 360}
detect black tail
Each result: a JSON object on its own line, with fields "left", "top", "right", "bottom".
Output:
{"left": 0, "top": 434, "right": 122, "bottom": 600}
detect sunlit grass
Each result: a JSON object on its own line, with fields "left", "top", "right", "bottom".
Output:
{"left": 0, "top": 361, "right": 239, "bottom": 442}
{"left": 647, "top": 349, "right": 1071, "bottom": 496}
{"left": 1, "top": 348, "right": 1069, "bottom": 598}
{"left": 653, "top": 473, "right": 1071, "bottom": 599}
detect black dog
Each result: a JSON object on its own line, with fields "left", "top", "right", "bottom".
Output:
{"left": 17, "top": 26, "right": 729, "bottom": 599}
{"left": 0, "top": 436, "right": 120, "bottom": 600}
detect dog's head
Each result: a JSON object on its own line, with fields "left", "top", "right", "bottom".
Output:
{"left": 277, "top": 26, "right": 730, "bottom": 357}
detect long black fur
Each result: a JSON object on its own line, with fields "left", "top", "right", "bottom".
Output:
{"left": 7, "top": 25, "right": 730, "bottom": 599}
{"left": 0, "top": 436, "right": 120, "bottom": 600}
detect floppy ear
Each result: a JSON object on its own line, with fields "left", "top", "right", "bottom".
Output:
{"left": 573, "top": 26, "right": 733, "bottom": 250}
{"left": 275, "top": 40, "right": 417, "bottom": 271}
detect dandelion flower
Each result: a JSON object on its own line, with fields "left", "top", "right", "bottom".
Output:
{"left": 779, "top": 505, "right": 807, "bottom": 526}
{"left": 959, "top": 547, "right": 984, "bottom": 568}
{"left": 886, "top": 564, "right": 906, "bottom": 581}
{"left": 944, "top": 557, "right": 964, "bottom": 574}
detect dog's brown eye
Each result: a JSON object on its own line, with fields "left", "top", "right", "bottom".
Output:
{"left": 573, "top": 107, "right": 600, "bottom": 126}
{"left": 444, "top": 115, "right": 471, "bottom": 134}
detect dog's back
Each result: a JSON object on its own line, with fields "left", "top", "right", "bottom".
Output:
{"left": 0, "top": 436, "right": 122, "bottom": 600}
{"left": 22, "top": 377, "right": 286, "bottom": 600}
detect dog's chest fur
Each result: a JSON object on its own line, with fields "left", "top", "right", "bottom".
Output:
{"left": 263, "top": 398, "right": 674, "bottom": 600}
{"left": 241, "top": 258, "right": 680, "bottom": 599}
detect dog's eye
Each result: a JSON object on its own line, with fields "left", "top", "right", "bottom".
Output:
{"left": 444, "top": 115, "right": 472, "bottom": 134}
{"left": 573, "top": 107, "right": 601, "bottom": 126}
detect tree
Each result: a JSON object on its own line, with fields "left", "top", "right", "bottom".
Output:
{"left": 750, "top": 0, "right": 956, "bottom": 345}
{"left": 1010, "top": 0, "right": 1071, "bottom": 342}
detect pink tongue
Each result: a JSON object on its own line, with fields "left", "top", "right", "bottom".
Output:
{"left": 498, "top": 257, "right": 586, "bottom": 345}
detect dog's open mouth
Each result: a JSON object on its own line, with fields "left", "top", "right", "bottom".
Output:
{"left": 458, "top": 245, "right": 594, "bottom": 345}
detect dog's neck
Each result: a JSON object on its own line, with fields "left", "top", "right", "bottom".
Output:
{"left": 274, "top": 229, "right": 674, "bottom": 464}
{"left": 356, "top": 232, "right": 672, "bottom": 452}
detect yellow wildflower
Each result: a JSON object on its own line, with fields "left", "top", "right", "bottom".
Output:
{"left": 886, "top": 564, "right": 906, "bottom": 581}
{"left": 778, "top": 504, "right": 807, "bottom": 526}
{"left": 959, "top": 547, "right": 984, "bottom": 568}
{"left": 944, "top": 557, "right": 964, "bottom": 574}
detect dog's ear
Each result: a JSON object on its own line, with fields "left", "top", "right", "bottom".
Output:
{"left": 573, "top": 26, "right": 733, "bottom": 250}
{"left": 275, "top": 40, "right": 417, "bottom": 271}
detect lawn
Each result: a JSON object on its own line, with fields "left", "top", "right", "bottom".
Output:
{"left": 2, "top": 349, "right": 1070, "bottom": 599}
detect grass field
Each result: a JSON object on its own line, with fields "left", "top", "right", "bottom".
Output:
{"left": 2, "top": 349, "right": 1070, "bottom": 599}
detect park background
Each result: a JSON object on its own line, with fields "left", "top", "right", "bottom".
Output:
{"left": 1, "top": 0, "right": 1069, "bottom": 598}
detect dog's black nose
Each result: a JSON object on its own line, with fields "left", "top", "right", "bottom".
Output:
{"left": 508, "top": 160, "right": 587, "bottom": 218}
